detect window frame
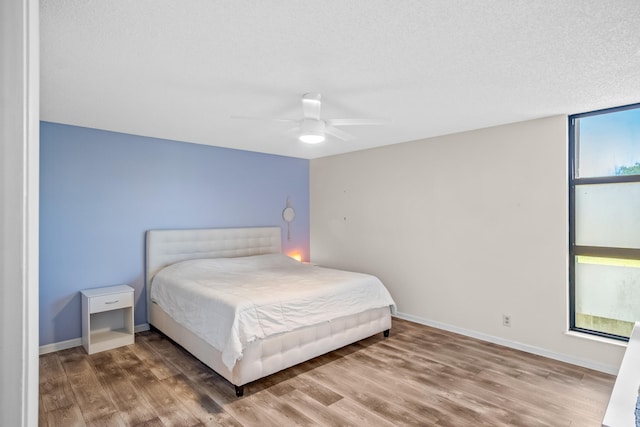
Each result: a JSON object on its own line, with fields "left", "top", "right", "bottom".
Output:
{"left": 569, "top": 102, "right": 640, "bottom": 341}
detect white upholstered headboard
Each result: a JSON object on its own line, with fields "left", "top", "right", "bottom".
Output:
{"left": 145, "top": 226, "right": 282, "bottom": 318}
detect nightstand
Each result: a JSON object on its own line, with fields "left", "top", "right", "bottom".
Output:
{"left": 81, "top": 284, "right": 134, "bottom": 354}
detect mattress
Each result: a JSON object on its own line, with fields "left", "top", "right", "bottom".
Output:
{"left": 150, "top": 253, "right": 396, "bottom": 370}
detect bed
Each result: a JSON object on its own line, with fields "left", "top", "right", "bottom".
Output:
{"left": 145, "top": 226, "right": 395, "bottom": 396}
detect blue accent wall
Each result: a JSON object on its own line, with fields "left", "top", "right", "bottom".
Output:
{"left": 40, "top": 122, "right": 310, "bottom": 346}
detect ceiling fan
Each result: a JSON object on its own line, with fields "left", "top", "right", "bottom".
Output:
{"left": 232, "top": 93, "right": 388, "bottom": 144}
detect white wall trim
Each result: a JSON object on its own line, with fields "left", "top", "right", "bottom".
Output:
{"left": 1, "top": 0, "right": 39, "bottom": 425}
{"left": 135, "top": 323, "right": 151, "bottom": 333}
{"left": 394, "top": 312, "right": 619, "bottom": 376}
{"left": 41, "top": 316, "right": 619, "bottom": 376}
{"left": 39, "top": 323, "right": 151, "bottom": 355}
{"left": 133, "top": 323, "right": 151, "bottom": 334}
{"left": 39, "top": 338, "right": 82, "bottom": 355}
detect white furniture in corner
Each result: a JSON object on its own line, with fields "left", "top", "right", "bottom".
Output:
{"left": 602, "top": 321, "right": 640, "bottom": 427}
{"left": 81, "top": 285, "right": 134, "bottom": 354}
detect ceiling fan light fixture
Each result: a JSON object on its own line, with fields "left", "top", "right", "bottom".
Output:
{"left": 299, "top": 134, "right": 325, "bottom": 144}
{"left": 299, "top": 119, "right": 325, "bottom": 144}
{"left": 232, "top": 92, "right": 386, "bottom": 144}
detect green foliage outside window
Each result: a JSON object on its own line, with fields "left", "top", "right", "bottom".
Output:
{"left": 615, "top": 162, "right": 640, "bottom": 176}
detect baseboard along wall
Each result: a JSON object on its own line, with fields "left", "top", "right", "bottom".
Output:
{"left": 39, "top": 323, "right": 150, "bottom": 355}
{"left": 393, "top": 312, "right": 619, "bottom": 375}
{"left": 39, "top": 317, "right": 618, "bottom": 375}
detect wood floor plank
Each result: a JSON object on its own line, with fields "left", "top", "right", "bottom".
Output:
{"left": 85, "top": 411, "right": 127, "bottom": 427}
{"left": 95, "top": 345, "right": 189, "bottom": 426}
{"left": 40, "top": 374, "right": 77, "bottom": 412}
{"left": 376, "top": 328, "right": 596, "bottom": 424}
{"left": 131, "top": 417, "right": 166, "bottom": 427}
{"left": 110, "top": 345, "right": 146, "bottom": 370}
{"left": 65, "top": 368, "right": 119, "bottom": 423}
{"left": 278, "top": 389, "right": 351, "bottom": 427}
{"left": 343, "top": 358, "right": 494, "bottom": 425}
{"left": 39, "top": 318, "right": 614, "bottom": 427}
{"left": 328, "top": 396, "right": 399, "bottom": 427}
{"left": 39, "top": 352, "right": 65, "bottom": 383}
{"left": 160, "top": 373, "right": 243, "bottom": 426}
{"left": 299, "top": 359, "right": 440, "bottom": 425}
{"left": 99, "top": 376, "right": 160, "bottom": 426}
{"left": 348, "top": 335, "right": 559, "bottom": 426}
{"left": 187, "top": 370, "right": 242, "bottom": 406}
{"left": 130, "top": 332, "right": 181, "bottom": 380}
{"left": 515, "top": 369, "right": 611, "bottom": 418}
{"left": 334, "top": 352, "right": 507, "bottom": 426}
{"left": 45, "top": 403, "right": 87, "bottom": 427}
{"left": 226, "top": 389, "right": 317, "bottom": 427}
{"left": 89, "top": 351, "right": 159, "bottom": 426}
{"left": 127, "top": 371, "right": 201, "bottom": 427}
{"left": 88, "top": 351, "right": 129, "bottom": 384}
{"left": 141, "top": 332, "right": 217, "bottom": 382}
{"left": 39, "top": 395, "right": 47, "bottom": 427}
{"left": 285, "top": 374, "right": 343, "bottom": 406}
{"left": 58, "top": 346, "right": 93, "bottom": 377}
{"left": 220, "top": 392, "right": 284, "bottom": 427}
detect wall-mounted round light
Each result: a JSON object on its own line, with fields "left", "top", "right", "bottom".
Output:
{"left": 283, "top": 198, "right": 296, "bottom": 241}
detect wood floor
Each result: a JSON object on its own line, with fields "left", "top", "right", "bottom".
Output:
{"left": 39, "top": 318, "right": 615, "bottom": 426}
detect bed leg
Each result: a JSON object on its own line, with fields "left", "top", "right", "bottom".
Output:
{"left": 383, "top": 329, "right": 390, "bottom": 338}
{"left": 235, "top": 385, "right": 244, "bottom": 397}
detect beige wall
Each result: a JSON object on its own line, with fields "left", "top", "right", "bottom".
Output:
{"left": 311, "top": 115, "right": 624, "bottom": 373}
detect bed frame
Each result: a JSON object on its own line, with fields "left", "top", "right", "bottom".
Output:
{"left": 145, "top": 226, "right": 391, "bottom": 396}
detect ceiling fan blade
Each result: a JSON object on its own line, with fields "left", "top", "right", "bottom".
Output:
{"left": 327, "top": 118, "right": 390, "bottom": 126}
{"left": 302, "top": 93, "right": 322, "bottom": 120}
{"left": 231, "top": 115, "right": 298, "bottom": 123}
{"left": 325, "top": 125, "right": 355, "bottom": 141}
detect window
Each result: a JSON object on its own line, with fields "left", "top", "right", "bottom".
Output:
{"left": 569, "top": 103, "right": 640, "bottom": 340}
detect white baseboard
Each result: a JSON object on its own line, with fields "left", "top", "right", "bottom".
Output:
{"left": 135, "top": 323, "right": 150, "bottom": 333}
{"left": 393, "top": 312, "right": 618, "bottom": 375}
{"left": 39, "top": 338, "right": 82, "bottom": 355}
{"left": 41, "top": 317, "right": 617, "bottom": 375}
{"left": 39, "top": 323, "right": 151, "bottom": 355}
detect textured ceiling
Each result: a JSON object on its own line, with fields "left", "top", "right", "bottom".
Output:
{"left": 40, "top": 1, "right": 640, "bottom": 159}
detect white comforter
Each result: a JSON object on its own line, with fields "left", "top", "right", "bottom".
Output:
{"left": 150, "top": 254, "right": 396, "bottom": 370}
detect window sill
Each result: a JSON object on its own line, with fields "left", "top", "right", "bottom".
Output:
{"left": 564, "top": 330, "right": 628, "bottom": 348}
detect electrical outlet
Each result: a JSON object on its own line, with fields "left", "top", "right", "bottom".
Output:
{"left": 502, "top": 314, "right": 511, "bottom": 327}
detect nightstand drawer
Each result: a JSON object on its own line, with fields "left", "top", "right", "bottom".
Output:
{"left": 90, "top": 292, "right": 133, "bottom": 313}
